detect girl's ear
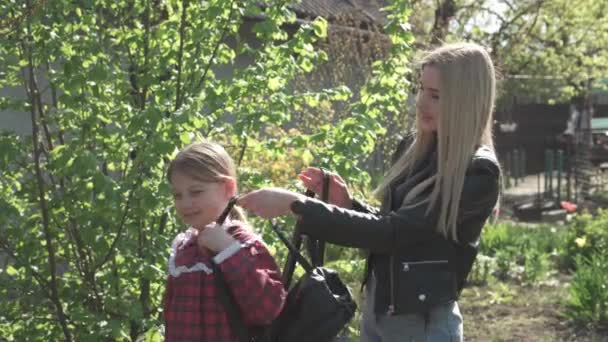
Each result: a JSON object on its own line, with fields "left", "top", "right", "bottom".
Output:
{"left": 221, "top": 176, "right": 237, "bottom": 199}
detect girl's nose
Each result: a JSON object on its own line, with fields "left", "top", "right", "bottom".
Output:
{"left": 416, "top": 101, "right": 423, "bottom": 112}
{"left": 178, "top": 197, "right": 193, "bottom": 210}
{"left": 416, "top": 93, "right": 424, "bottom": 108}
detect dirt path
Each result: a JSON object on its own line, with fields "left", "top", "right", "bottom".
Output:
{"left": 459, "top": 281, "right": 607, "bottom": 341}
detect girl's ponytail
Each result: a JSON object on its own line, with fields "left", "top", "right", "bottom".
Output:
{"left": 229, "top": 205, "right": 247, "bottom": 222}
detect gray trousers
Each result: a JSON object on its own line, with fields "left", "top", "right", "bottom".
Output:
{"left": 360, "top": 275, "right": 463, "bottom": 342}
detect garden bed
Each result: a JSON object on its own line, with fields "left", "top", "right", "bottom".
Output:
{"left": 461, "top": 277, "right": 607, "bottom": 341}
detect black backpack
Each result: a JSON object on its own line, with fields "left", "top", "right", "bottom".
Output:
{"left": 212, "top": 171, "right": 357, "bottom": 342}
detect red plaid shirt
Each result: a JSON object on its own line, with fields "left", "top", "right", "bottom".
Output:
{"left": 163, "top": 222, "right": 286, "bottom": 341}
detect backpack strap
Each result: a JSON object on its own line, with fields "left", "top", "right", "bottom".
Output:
{"left": 212, "top": 196, "right": 251, "bottom": 342}
{"left": 305, "top": 168, "right": 330, "bottom": 267}
{"left": 317, "top": 169, "right": 330, "bottom": 264}
{"left": 282, "top": 188, "right": 315, "bottom": 288}
{"left": 284, "top": 168, "right": 330, "bottom": 286}
{"left": 270, "top": 221, "right": 313, "bottom": 273}
{"left": 212, "top": 263, "right": 252, "bottom": 342}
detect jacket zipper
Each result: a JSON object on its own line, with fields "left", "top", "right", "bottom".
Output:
{"left": 387, "top": 259, "right": 449, "bottom": 315}
{"left": 402, "top": 260, "right": 448, "bottom": 266}
{"left": 388, "top": 255, "right": 395, "bottom": 315}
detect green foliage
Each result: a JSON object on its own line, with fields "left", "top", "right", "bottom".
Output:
{"left": 0, "top": 0, "right": 414, "bottom": 340}
{"left": 481, "top": 222, "right": 565, "bottom": 257}
{"left": 472, "top": 215, "right": 608, "bottom": 328}
{"left": 559, "top": 210, "right": 608, "bottom": 272}
{"left": 411, "top": 0, "right": 608, "bottom": 104}
{"left": 476, "top": 222, "right": 565, "bottom": 284}
{"left": 564, "top": 251, "right": 608, "bottom": 327}
{"left": 467, "top": 253, "right": 495, "bottom": 286}
{"left": 487, "top": 283, "right": 516, "bottom": 305}
{"left": 521, "top": 248, "right": 551, "bottom": 286}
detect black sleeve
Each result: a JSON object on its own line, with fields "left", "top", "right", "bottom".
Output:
{"left": 351, "top": 198, "right": 380, "bottom": 215}
{"left": 291, "top": 159, "right": 500, "bottom": 254}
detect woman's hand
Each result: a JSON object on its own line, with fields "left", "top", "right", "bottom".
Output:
{"left": 197, "top": 223, "right": 237, "bottom": 253}
{"left": 298, "top": 167, "right": 353, "bottom": 209}
{"left": 238, "top": 187, "right": 305, "bottom": 219}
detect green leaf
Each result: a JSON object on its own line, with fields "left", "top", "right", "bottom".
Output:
{"left": 311, "top": 17, "right": 328, "bottom": 38}
{"left": 179, "top": 132, "right": 192, "bottom": 145}
{"left": 267, "top": 77, "right": 281, "bottom": 91}
{"left": 6, "top": 265, "right": 19, "bottom": 276}
{"left": 301, "top": 150, "right": 313, "bottom": 165}
{"left": 144, "top": 328, "right": 163, "bottom": 342}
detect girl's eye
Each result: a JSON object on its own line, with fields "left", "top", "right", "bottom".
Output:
{"left": 432, "top": 94, "right": 439, "bottom": 100}
{"left": 190, "top": 190, "right": 203, "bottom": 196}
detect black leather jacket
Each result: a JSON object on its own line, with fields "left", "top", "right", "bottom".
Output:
{"left": 290, "top": 141, "right": 500, "bottom": 316}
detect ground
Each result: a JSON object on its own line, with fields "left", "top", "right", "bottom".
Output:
{"left": 469, "top": 172, "right": 608, "bottom": 341}
{"left": 460, "top": 277, "right": 608, "bottom": 342}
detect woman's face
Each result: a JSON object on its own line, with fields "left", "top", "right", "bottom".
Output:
{"left": 416, "top": 66, "right": 440, "bottom": 133}
{"left": 170, "top": 171, "right": 234, "bottom": 230}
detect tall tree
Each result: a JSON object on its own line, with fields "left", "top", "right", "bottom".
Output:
{"left": 408, "top": 0, "right": 608, "bottom": 103}
{"left": 0, "top": 0, "right": 415, "bottom": 339}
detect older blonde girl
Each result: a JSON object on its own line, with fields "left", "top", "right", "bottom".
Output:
{"left": 239, "top": 42, "right": 500, "bottom": 341}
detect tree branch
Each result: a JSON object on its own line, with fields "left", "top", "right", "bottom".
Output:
{"left": 175, "top": 0, "right": 190, "bottom": 110}
{"left": 193, "top": 0, "right": 237, "bottom": 96}
{"left": 94, "top": 161, "right": 135, "bottom": 271}
{"left": 0, "top": 238, "right": 52, "bottom": 298}
{"left": 492, "top": 0, "right": 545, "bottom": 45}
{"left": 24, "top": 1, "right": 71, "bottom": 337}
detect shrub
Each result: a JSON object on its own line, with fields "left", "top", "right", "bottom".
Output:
{"left": 468, "top": 254, "right": 495, "bottom": 286}
{"left": 564, "top": 250, "right": 608, "bottom": 327}
{"left": 479, "top": 222, "right": 564, "bottom": 284}
{"left": 559, "top": 210, "right": 608, "bottom": 272}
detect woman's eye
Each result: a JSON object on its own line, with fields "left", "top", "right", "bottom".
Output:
{"left": 190, "top": 190, "right": 203, "bottom": 196}
{"left": 432, "top": 94, "right": 439, "bottom": 100}
{"left": 172, "top": 193, "right": 181, "bottom": 200}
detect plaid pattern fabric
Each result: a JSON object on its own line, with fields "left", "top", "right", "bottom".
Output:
{"left": 164, "top": 223, "right": 286, "bottom": 341}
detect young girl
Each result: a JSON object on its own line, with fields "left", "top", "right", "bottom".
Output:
{"left": 163, "top": 141, "right": 286, "bottom": 341}
{"left": 239, "top": 42, "right": 501, "bottom": 341}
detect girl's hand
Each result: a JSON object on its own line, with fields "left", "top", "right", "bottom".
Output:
{"left": 298, "top": 167, "right": 353, "bottom": 209}
{"left": 238, "top": 187, "right": 304, "bottom": 219}
{"left": 197, "top": 223, "right": 237, "bottom": 253}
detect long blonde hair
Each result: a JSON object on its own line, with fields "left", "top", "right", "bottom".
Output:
{"left": 376, "top": 42, "right": 496, "bottom": 242}
{"left": 167, "top": 141, "right": 246, "bottom": 222}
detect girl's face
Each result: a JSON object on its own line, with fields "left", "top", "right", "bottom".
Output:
{"left": 416, "top": 65, "right": 441, "bottom": 133}
{"left": 170, "top": 171, "right": 235, "bottom": 230}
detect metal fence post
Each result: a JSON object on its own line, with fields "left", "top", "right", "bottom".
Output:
{"left": 513, "top": 149, "right": 520, "bottom": 186}
{"left": 557, "top": 149, "right": 564, "bottom": 203}
{"left": 520, "top": 149, "right": 526, "bottom": 180}
{"left": 505, "top": 151, "right": 512, "bottom": 188}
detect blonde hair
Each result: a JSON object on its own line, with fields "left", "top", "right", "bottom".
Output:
{"left": 376, "top": 42, "right": 497, "bottom": 242}
{"left": 167, "top": 141, "right": 246, "bottom": 222}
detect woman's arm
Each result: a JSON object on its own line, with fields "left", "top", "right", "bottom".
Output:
{"left": 239, "top": 158, "right": 498, "bottom": 253}
{"left": 351, "top": 198, "right": 380, "bottom": 215}
{"left": 291, "top": 159, "right": 499, "bottom": 254}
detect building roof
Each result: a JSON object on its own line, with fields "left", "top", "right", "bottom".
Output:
{"left": 290, "top": 0, "right": 388, "bottom": 26}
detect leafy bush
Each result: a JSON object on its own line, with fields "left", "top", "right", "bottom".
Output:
{"left": 521, "top": 248, "right": 551, "bottom": 286}
{"left": 559, "top": 210, "right": 608, "bottom": 272}
{"left": 468, "top": 253, "right": 495, "bottom": 285}
{"left": 477, "top": 222, "right": 564, "bottom": 284}
{"left": 0, "top": 0, "right": 415, "bottom": 339}
{"left": 564, "top": 250, "right": 608, "bottom": 327}
{"left": 481, "top": 222, "right": 564, "bottom": 258}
